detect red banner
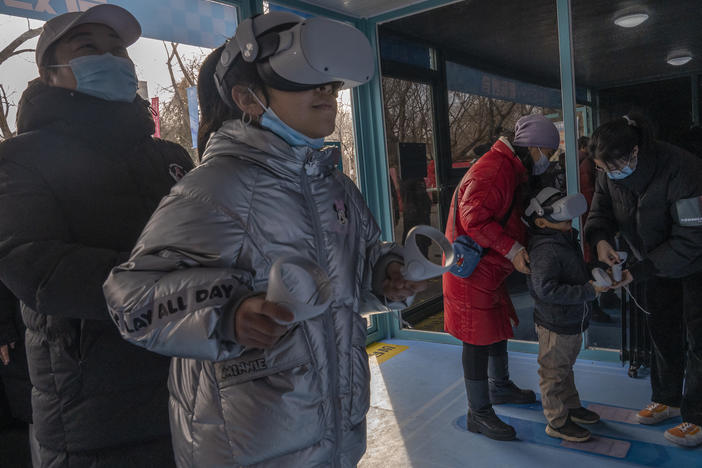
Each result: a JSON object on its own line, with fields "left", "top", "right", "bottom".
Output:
{"left": 151, "top": 97, "right": 161, "bottom": 138}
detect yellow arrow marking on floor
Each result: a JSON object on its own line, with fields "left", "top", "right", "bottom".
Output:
{"left": 366, "top": 342, "right": 409, "bottom": 364}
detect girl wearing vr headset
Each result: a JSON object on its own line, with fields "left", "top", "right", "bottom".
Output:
{"left": 103, "top": 11, "right": 425, "bottom": 467}
{"left": 585, "top": 113, "right": 702, "bottom": 447}
{"left": 443, "top": 114, "right": 558, "bottom": 441}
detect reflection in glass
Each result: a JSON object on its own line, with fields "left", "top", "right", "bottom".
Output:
{"left": 381, "top": 77, "right": 443, "bottom": 325}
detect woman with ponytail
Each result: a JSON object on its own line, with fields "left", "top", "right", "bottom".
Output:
{"left": 585, "top": 113, "right": 702, "bottom": 447}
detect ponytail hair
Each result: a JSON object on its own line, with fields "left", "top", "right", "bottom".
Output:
{"left": 589, "top": 112, "right": 654, "bottom": 165}
{"left": 196, "top": 45, "right": 265, "bottom": 160}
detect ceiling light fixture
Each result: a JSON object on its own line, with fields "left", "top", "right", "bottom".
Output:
{"left": 614, "top": 13, "right": 649, "bottom": 28}
{"left": 666, "top": 52, "right": 693, "bottom": 66}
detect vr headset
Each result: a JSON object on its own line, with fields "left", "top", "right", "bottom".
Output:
{"left": 525, "top": 187, "right": 587, "bottom": 223}
{"left": 214, "top": 12, "right": 375, "bottom": 107}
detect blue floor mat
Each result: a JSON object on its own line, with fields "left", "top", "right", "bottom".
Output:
{"left": 454, "top": 414, "right": 699, "bottom": 466}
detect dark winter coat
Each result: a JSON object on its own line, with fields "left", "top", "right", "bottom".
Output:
{"left": 527, "top": 228, "right": 596, "bottom": 335}
{"left": 0, "top": 282, "right": 31, "bottom": 424}
{"left": 443, "top": 138, "right": 528, "bottom": 345}
{"left": 0, "top": 81, "right": 193, "bottom": 465}
{"left": 585, "top": 141, "right": 702, "bottom": 281}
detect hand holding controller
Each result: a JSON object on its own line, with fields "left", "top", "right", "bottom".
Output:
{"left": 591, "top": 251, "right": 629, "bottom": 288}
{"left": 611, "top": 251, "right": 628, "bottom": 282}
{"left": 266, "top": 255, "right": 332, "bottom": 325}
{"left": 591, "top": 267, "right": 613, "bottom": 288}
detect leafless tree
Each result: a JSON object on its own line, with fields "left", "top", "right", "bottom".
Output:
{"left": 160, "top": 42, "right": 205, "bottom": 162}
{"left": 0, "top": 24, "right": 42, "bottom": 140}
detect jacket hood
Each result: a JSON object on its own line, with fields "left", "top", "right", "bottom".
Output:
{"left": 201, "top": 119, "right": 340, "bottom": 179}
{"left": 15, "top": 79, "right": 155, "bottom": 149}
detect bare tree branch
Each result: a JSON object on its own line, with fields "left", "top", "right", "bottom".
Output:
{"left": 8, "top": 48, "right": 34, "bottom": 59}
{"left": 171, "top": 43, "right": 195, "bottom": 87}
{"left": 163, "top": 41, "right": 190, "bottom": 135}
{"left": 0, "top": 85, "right": 13, "bottom": 140}
{"left": 0, "top": 27, "right": 42, "bottom": 65}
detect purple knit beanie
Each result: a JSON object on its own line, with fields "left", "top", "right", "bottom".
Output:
{"left": 513, "top": 114, "right": 560, "bottom": 149}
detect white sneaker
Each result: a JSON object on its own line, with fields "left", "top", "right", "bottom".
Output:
{"left": 636, "top": 402, "right": 680, "bottom": 425}
{"left": 664, "top": 422, "right": 702, "bottom": 447}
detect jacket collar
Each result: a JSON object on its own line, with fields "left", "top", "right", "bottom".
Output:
{"left": 201, "top": 119, "right": 339, "bottom": 178}
{"left": 492, "top": 137, "right": 528, "bottom": 178}
{"left": 613, "top": 146, "right": 656, "bottom": 195}
{"left": 529, "top": 226, "right": 580, "bottom": 245}
{"left": 15, "top": 80, "right": 155, "bottom": 151}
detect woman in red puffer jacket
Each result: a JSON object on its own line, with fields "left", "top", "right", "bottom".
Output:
{"left": 443, "top": 114, "right": 560, "bottom": 441}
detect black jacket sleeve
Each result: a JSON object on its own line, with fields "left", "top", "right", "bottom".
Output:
{"left": 0, "top": 159, "right": 128, "bottom": 321}
{"left": 584, "top": 172, "right": 618, "bottom": 250}
{"left": 0, "top": 281, "right": 19, "bottom": 346}
{"left": 646, "top": 157, "right": 702, "bottom": 277}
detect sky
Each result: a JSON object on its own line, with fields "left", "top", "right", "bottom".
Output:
{"left": 0, "top": 12, "right": 209, "bottom": 133}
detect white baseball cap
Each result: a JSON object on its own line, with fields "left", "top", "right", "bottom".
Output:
{"left": 36, "top": 4, "right": 141, "bottom": 66}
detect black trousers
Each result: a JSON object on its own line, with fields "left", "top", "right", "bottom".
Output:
{"left": 644, "top": 270, "right": 702, "bottom": 425}
{"left": 462, "top": 340, "right": 508, "bottom": 380}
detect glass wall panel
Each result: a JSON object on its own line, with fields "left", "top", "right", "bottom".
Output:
{"left": 381, "top": 77, "right": 443, "bottom": 328}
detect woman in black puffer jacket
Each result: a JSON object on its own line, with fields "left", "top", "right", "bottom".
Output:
{"left": 585, "top": 113, "right": 702, "bottom": 448}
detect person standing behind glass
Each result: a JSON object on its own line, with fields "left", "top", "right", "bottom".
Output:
{"left": 585, "top": 113, "right": 702, "bottom": 447}
{"left": 443, "top": 114, "right": 560, "bottom": 441}
{"left": 0, "top": 5, "right": 193, "bottom": 466}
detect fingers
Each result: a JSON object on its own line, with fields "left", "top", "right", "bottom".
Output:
{"left": 385, "top": 261, "right": 404, "bottom": 279}
{"left": 0, "top": 345, "right": 9, "bottom": 366}
{"left": 239, "top": 320, "right": 285, "bottom": 348}
{"left": 235, "top": 297, "right": 293, "bottom": 349}
{"left": 383, "top": 280, "right": 415, "bottom": 301}
{"left": 407, "top": 280, "right": 428, "bottom": 293}
{"left": 596, "top": 240, "right": 618, "bottom": 266}
{"left": 517, "top": 250, "right": 531, "bottom": 274}
{"left": 611, "top": 270, "right": 633, "bottom": 288}
{"left": 257, "top": 300, "right": 294, "bottom": 325}
{"left": 517, "top": 253, "right": 531, "bottom": 274}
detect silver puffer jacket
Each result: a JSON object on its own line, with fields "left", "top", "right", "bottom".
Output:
{"left": 103, "top": 120, "right": 398, "bottom": 467}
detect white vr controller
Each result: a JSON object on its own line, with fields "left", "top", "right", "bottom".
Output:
{"left": 401, "top": 225, "right": 456, "bottom": 282}
{"left": 266, "top": 255, "right": 332, "bottom": 324}
{"left": 591, "top": 251, "right": 628, "bottom": 287}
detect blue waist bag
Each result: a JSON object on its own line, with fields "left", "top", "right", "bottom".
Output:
{"left": 450, "top": 234, "right": 483, "bottom": 278}
{"left": 448, "top": 183, "right": 515, "bottom": 279}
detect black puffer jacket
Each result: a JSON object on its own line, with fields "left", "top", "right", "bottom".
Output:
{"left": 527, "top": 228, "right": 596, "bottom": 335}
{"left": 0, "top": 81, "right": 193, "bottom": 464}
{"left": 585, "top": 141, "right": 702, "bottom": 281}
{"left": 0, "top": 282, "right": 31, "bottom": 424}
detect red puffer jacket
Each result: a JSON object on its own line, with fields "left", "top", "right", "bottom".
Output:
{"left": 443, "top": 139, "right": 528, "bottom": 345}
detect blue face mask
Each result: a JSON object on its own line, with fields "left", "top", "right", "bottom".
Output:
{"left": 532, "top": 148, "right": 551, "bottom": 175}
{"left": 48, "top": 53, "right": 138, "bottom": 102}
{"left": 249, "top": 90, "right": 325, "bottom": 149}
{"left": 606, "top": 154, "right": 638, "bottom": 180}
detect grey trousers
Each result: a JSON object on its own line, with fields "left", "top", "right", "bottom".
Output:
{"left": 536, "top": 325, "right": 583, "bottom": 427}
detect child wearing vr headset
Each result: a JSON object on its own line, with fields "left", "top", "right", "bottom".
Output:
{"left": 104, "top": 11, "right": 425, "bottom": 467}
{"left": 525, "top": 187, "right": 624, "bottom": 443}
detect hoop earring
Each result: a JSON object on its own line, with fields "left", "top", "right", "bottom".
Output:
{"left": 242, "top": 112, "right": 252, "bottom": 125}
